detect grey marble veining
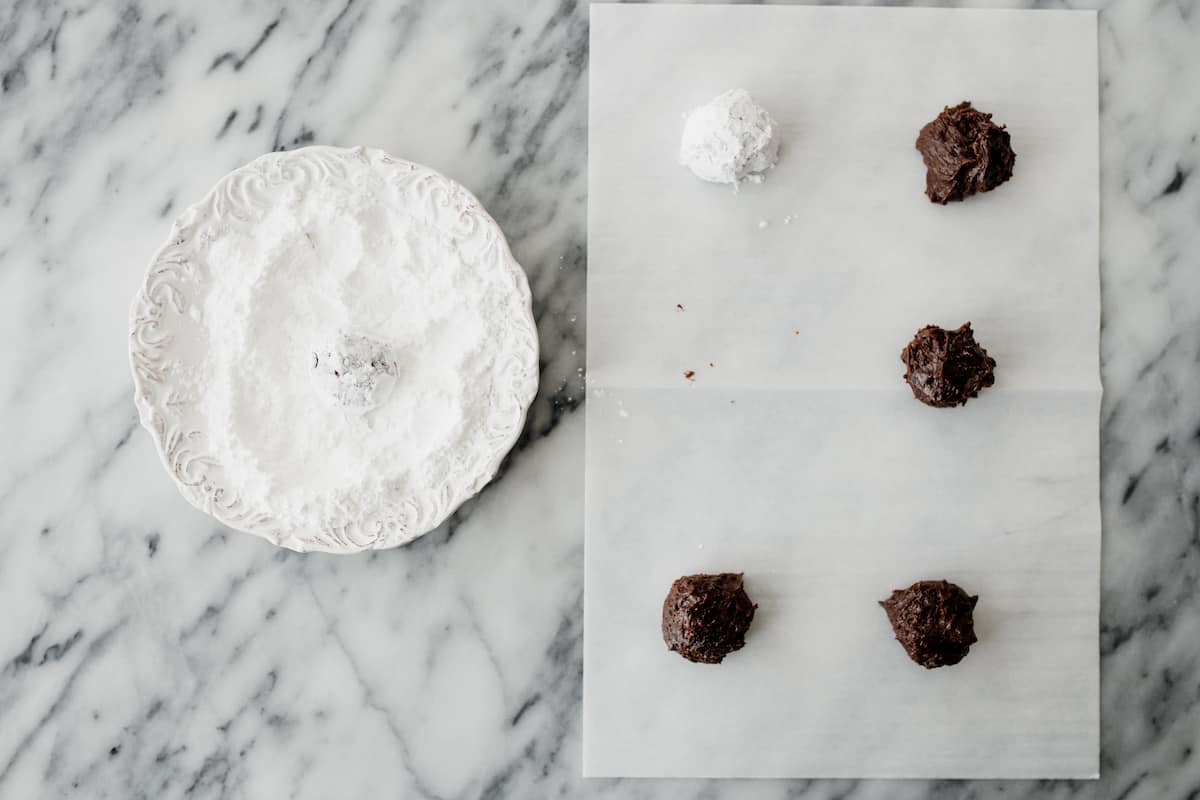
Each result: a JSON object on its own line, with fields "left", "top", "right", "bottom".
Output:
{"left": 0, "top": 0, "right": 1196, "bottom": 797}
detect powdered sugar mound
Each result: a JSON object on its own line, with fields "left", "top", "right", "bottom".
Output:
{"left": 679, "top": 89, "right": 780, "bottom": 185}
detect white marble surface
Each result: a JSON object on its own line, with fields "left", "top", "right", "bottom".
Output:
{"left": 0, "top": 0, "right": 1196, "bottom": 797}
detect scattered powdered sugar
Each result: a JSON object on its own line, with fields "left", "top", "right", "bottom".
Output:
{"left": 679, "top": 89, "right": 780, "bottom": 185}
{"left": 194, "top": 173, "right": 522, "bottom": 533}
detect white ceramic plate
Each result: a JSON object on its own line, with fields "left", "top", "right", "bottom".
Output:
{"left": 129, "top": 146, "right": 539, "bottom": 553}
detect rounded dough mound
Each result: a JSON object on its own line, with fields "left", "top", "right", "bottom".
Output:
{"left": 679, "top": 89, "right": 780, "bottom": 185}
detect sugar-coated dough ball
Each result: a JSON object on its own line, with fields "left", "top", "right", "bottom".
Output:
{"left": 310, "top": 333, "right": 398, "bottom": 413}
{"left": 679, "top": 89, "right": 780, "bottom": 185}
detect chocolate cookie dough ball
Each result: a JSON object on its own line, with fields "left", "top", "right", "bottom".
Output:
{"left": 916, "top": 101, "right": 1015, "bottom": 204}
{"left": 662, "top": 573, "right": 757, "bottom": 664}
{"left": 880, "top": 580, "right": 978, "bottom": 669}
{"left": 901, "top": 322, "right": 995, "bottom": 408}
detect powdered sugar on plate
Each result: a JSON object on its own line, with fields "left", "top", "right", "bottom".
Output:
{"left": 130, "top": 146, "right": 539, "bottom": 553}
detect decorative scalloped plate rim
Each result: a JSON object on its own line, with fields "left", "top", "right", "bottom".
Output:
{"left": 128, "top": 145, "right": 539, "bottom": 553}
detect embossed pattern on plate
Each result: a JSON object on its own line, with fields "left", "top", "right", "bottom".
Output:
{"left": 129, "top": 146, "right": 539, "bottom": 553}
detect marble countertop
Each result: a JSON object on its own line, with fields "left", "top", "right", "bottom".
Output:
{"left": 0, "top": 0, "right": 1195, "bottom": 797}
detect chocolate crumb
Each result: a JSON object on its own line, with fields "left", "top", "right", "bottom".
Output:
{"left": 684, "top": 370, "right": 696, "bottom": 380}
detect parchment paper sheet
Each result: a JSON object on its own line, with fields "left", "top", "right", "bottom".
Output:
{"left": 585, "top": 4, "right": 1099, "bottom": 779}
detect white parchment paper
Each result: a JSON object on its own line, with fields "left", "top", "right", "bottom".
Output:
{"left": 585, "top": 4, "right": 1099, "bottom": 779}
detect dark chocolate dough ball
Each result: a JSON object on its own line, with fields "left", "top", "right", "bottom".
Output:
{"left": 661, "top": 573, "right": 756, "bottom": 664}
{"left": 880, "top": 580, "right": 978, "bottom": 669}
{"left": 901, "top": 322, "right": 995, "bottom": 408}
{"left": 916, "top": 101, "right": 1015, "bottom": 204}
